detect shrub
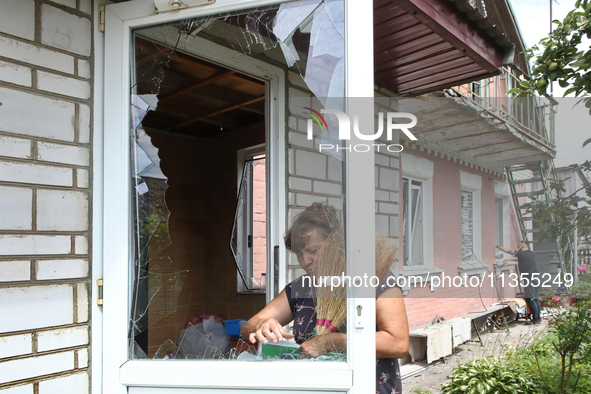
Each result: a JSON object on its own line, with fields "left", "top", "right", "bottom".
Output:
{"left": 441, "top": 357, "right": 542, "bottom": 394}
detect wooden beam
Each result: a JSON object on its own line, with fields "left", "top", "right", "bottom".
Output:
{"left": 159, "top": 70, "right": 236, "bottom": 103}
{"left": 392, "top": 0, "right": 504, "bottom": 73}
{"left": 177, "top": 95, "right": 265, "bottom": 129}
{"left": 158, "top": 108, "right": 240, "bottom": 130}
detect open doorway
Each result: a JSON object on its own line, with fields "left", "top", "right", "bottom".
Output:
{"left": 131, "top": 36, "right": 269, "bottom": 358}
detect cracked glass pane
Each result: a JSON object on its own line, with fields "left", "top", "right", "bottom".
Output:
{"left": 230, "top": 158, "right": 267, "bottom": 290}
{"left": 128, "top": 0, "right": 359, "bottom": 363}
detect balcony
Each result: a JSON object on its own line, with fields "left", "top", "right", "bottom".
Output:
{"left": 399, "top": 67, "right": 556, "bottom": 169}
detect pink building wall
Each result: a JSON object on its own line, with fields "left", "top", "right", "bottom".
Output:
{"left": 399, "top": 149, "right": 521, "bottom": 328}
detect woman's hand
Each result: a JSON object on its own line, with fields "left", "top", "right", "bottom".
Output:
{"left": 300, "top": 333, "right": 346, "bottom": 359}
{"left": 248, "top": 317, "right": 294, "bottom": 345}
{"left": 242, "top": 289, "right": 295, "bottom": 345}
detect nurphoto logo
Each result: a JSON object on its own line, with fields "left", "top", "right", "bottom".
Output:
{"left": 304, "top": 107, "right": 418, "bottom": 153}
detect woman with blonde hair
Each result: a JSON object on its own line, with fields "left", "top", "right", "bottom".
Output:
{"left": 243, "top": 202, "right": 409, "bottom": 393}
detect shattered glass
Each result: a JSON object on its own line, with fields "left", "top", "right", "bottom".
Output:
{"left": 128, "top": 0, "right": 352, "bottom": 362}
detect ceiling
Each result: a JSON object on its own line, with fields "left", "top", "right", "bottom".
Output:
{"left": 136, "top": 37, "right": 266, "bottom": 139}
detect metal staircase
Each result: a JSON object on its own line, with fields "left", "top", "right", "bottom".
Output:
{"left": 506, "top": 160, "right": 574, "bottom": 284}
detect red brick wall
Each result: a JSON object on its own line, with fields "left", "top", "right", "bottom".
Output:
{"left": 252, "top": 158, "right": 266, "bottom": 284}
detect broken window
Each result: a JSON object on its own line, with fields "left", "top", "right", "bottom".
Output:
{"left": 128, "top": 0, "right": 351, "bottom": 362}
{"left": 231, "top": 153, "right": 266, "bottom": 291}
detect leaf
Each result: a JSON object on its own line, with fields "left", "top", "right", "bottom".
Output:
{"left": 564, "top": 86, "right": 578, "bottom": 96}
{"left": 584, "top": 137, "right": 591, "bottom": 147}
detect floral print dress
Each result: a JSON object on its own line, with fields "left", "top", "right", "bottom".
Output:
{"left": 285, "top": 276, "right": 403, "bottom": 394}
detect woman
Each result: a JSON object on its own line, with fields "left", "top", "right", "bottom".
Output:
{"left": 242, "top": 202, "right": 409, "bottom": 393}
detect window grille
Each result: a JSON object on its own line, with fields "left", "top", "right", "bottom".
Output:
{"left": 461, "top": 190, "right": 474, "bottom": 261}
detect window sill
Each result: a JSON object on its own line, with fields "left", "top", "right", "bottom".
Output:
{"left": 457, "top": 261, "right": 489, "bottom": 278}
{"left": 398, "top": 268, "right": 444, "bottom": 295}
{"left": 121, "top": 360, "right": 352, "bottom": 390}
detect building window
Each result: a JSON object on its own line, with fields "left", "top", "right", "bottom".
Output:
{"left": 231, "top": 152, "right": 266, "bottom": 291}
{"left": 402, "top": 177, "right": 424, "bottom": 266}
{"left": 461, "top": 190, "right": 474, "bottom": 261}
{"left": 495, "top": 197, "right": 504, "bottom": 259}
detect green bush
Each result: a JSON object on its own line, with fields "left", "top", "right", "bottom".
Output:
{"left": 569, "top": 273, "right": 591, "bottom": 298}
{"left": 441, "top": 357, "right": 542, "bottom": 394}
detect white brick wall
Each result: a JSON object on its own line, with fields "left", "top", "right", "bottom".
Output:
{"left": 0, "top": 88, "right": 76, "bottom": 142}
{"left": 0, "top": 285, "right": 74, "bottom": 333}
{"left": 0, "top": 37, "right": 74, "bottom": 74}
{"left": 0, "top": 351, "right": 74, "bottom": 384}
{"left": 40, "top": 5, "right": 91, "bottom": 56}
{"left": 36, "top": 259, "right": 89, "bottom": 280}
{"left": 37, "top": 326, "right": 88, "bottom": 352}
{"left": 77, "top": 348, "right": 88, "bottom": 368}
{"left": 0, "top": 384, "right": 34, "bottom": 394}
{"left": 74, "top": 236, "right": 88, "bottom": 255}
{"left": 0, "top": 334, "right": 32, "bottom": 359}
{"left": 0, "top": 186, "right": 32, "bottom": 230}
{"left": 37, "top": 190, "right": 89, "bottom": 231}
{"left": 294, "top": 150, "right": 326, "bottom": 179}
{"left": 0, "top": 0, "right": 35, "bottom": 41}
{"left": 0, "top": 235, "right": 71, "bottom": 255}
{"left": 37, "top": 143, "right": 90, "bottom": 166}
{"left": 0, "top": 136, "right": 32, "bottom": 159}
{"left": 0, "top": 60, "right": 32, "bottom": 87}
{"left": 76, "top": 169, "right": 90, "bottom": 188}
{"left": 0, "top": 161, "right": 73, "bottom": 187}
{"left": 38, "top": 372, "right": 88, "bottom": 394}
{"left": 0, "top": 0, "right": 92, "bottom": 391}
{"left": 37, "top": 71, "right": 91, "bottom": 100}
{"left": 76, "top": 283, "right": 89, "bottom": 323}
{"left": 78, "top": 104, "right": 91, "bottom": 144}
{"left": 0, "top": 261, "right": 31, "bottom": 282}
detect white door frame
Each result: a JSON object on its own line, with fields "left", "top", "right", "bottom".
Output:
{"left": 102, "top": 0, "right": 375, "bottom": 393}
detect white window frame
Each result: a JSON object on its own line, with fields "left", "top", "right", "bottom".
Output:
{"left": 100, "top": 1, "right": 376, "bottom": 393}
{"left": 402, "top": 176, "right": 425, "bottom": 267}
{"left": 400, "top": 154, "right": 434, "bottom": 272}
{"left": 494, "top": 181, "right": 511, "bottom": 249}
{"left": 235, "top": 146, "right": 266, "bottom": 292}
{"left": 458, "top": 171, "right": 483, "bottom": 276}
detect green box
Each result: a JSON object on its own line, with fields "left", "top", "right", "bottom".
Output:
{"left": 259, "top": 342, "right": 300, "bottom": 360}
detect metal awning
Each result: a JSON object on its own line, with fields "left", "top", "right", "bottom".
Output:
{"left": 374, "top": 0, "right": 514, "bottom": 96}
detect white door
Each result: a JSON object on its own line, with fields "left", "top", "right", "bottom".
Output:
{"left": 101, "top": 1, "right": 376, "bottom": 393}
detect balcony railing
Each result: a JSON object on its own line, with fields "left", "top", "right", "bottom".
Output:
{"left": 448, "top": 67, "right": 556, "bottom": 150}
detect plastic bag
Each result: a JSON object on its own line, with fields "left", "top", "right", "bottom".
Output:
{"left": 202, "top": 316, "right": 231, "bottom": 354}
{"left": 176, "top": 316, "right": 231, "bottom": 359}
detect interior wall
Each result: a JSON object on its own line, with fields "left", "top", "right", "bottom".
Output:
{"left": 144, "top": 126, "right": 267, "bottom": 356}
